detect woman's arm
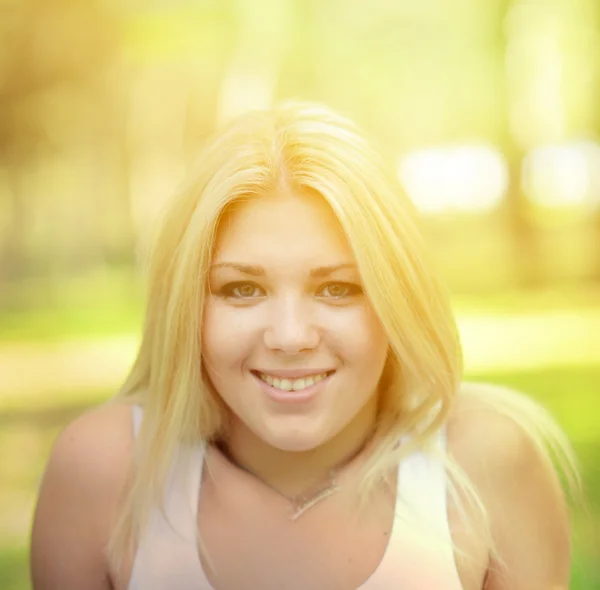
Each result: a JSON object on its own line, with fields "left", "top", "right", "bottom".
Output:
{"left": 483, "top": 415, "right": 571, "bottom": 589}
{"left": 30, "top": 403, "right": 133, "bottom": 590}
{"left": 449, "top": 387, "right": 572, "bottom": 590}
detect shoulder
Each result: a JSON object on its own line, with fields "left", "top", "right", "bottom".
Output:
{"left": 31, "top": 401, "right": 137, "bottom": 589}
{"left": 447, "top": 381, "right": 572, "bottom": 484}
{"left": 447, "top": 381, "right": 542, "bottom": 468}
{"left": 41, "top": 401, "right": 136, "bottom": 499}
{"left": 37, "top": 400, "right": 137, "bottom": 515}
{"left": 446, "top": 381, "right": 572, "bottom": 590}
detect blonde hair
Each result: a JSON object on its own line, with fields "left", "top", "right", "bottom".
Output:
{"left": 107, "top": 101, "right": 581, "bottom": 571}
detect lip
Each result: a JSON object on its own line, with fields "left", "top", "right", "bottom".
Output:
{"left": 251, "top": 368, "right": 335, "bottom": 379}
{"left": 251, "top": 370, "right": 335, "bottom": 404}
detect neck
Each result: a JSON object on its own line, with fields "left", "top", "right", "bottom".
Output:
{"left": 217, "top": 398, "right": 378, "bottom": 499}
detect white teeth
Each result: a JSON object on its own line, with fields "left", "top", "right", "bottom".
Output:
{"left": 258, "top": 372, "right": 329, "bottom": 392}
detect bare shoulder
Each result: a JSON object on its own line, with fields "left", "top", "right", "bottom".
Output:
{"left": 31, "top": 400, "right": 136, "bottom": 590}
{"left": 447, "top": 381, "right": 572, "bottom": 590}
{"left": 447, "top": 381, "right": 541, "bottom": 467}
{"left": 46, "top": 401, "right": 135, "bottom": 484}
{"left": 36, "top": 401, "right": 136, "bottom": 510}
{"left": 447, "top": 380, "right": 572, "bottom": 487}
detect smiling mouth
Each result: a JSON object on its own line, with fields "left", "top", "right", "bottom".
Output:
{"left": 251, "top": 370, "right": 335, "bottom": 392}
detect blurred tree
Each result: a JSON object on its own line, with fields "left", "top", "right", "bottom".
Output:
{"left": 502, "top": 0, "right": 600, "bottom": 286}
{"left": 0, "top": 0, "right": 125, "bottom": 289}
{"left": 592, "top": 13, "right": 600, "bottom": 282}
{"left": 499, "top": 0, "right": 545, "bottom": 288}
{"left": 217, "top": 0, "right": 290, "bottom": 123}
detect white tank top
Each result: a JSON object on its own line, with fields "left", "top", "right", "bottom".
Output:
{"left": 127, "top": 405, "right": 463, "bottom": 590}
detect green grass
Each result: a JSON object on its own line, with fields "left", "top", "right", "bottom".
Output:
{"left": 0, "top": 269, "right": 144, "bottom": 343}
{"left": 0, "top": 302, "right": 143, "bottom": 343}
{"left": 0, "top": 547, "right": 28, "bottom": 590}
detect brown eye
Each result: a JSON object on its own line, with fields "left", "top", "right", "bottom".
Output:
{"left": 323, "top": 284, "right": 347, "bottom": 297}
{"left": 318, "top": 282, "right": 361, "bottom": 299}
{"left": 221, "top": 282, "right": 264, "bottom": 299}
{"left": 235, "top": 284, "right": 257, "bottom": 297}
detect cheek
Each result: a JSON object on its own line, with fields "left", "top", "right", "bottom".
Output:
{"left": 327, "top": 305, "right": 388, "bottom": 361}
{"left": 202, "top": 301, "right": 255, "bottom": 371}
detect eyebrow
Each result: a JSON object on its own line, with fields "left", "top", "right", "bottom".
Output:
{"left": 210, "top": 262, "right": 357, "bottom": 278}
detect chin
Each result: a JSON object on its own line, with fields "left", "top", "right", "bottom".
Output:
{"left": 259, "top": 423, "right": 330, "bottom": 453}
{"left": 268, "top": 438, "right": 322, "bottom": 453}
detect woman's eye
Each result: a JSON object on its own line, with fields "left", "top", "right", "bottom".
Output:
{"left": 222, "top": 282, "right": 263, "bottom": 299}
{"left": 318, "top": 282, "right": 361, "bottom": 299}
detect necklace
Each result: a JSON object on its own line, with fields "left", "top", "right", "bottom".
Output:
{"left": 215, "top": 436, "right": 372, "bottom": 521}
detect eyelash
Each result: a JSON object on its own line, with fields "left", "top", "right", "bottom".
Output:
{"left": 218, "top": 281, "right": 362, "bottom": 301}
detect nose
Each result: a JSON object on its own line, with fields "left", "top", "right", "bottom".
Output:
{"left": 263, "top": 296, "right": 320, "bottom": 354}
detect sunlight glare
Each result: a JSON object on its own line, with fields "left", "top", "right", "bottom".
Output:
{"left": 398, "top": 145, "right": 508, "bottom": 214}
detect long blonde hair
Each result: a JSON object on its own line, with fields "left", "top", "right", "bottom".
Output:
{"left": 107, "top": 101, "right": 580, "bottom": 570}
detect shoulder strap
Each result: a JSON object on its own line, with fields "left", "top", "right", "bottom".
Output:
{"left": 127, "top": 406, "right": 209, "bottom": 589}
{"left": 390, "top": 427, "right": 451, "bottom": 540}
{"left": 131, "top": 404, "right": 143, "bottom": 438}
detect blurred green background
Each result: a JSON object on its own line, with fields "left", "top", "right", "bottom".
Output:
{"left": 1, "top": 0, "right": 599, "bottom": 588}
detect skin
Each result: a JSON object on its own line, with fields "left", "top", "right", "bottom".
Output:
{"left": 30, "top": 190, "right": 571, "bottom": 589}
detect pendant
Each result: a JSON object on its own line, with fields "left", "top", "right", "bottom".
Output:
{"left": 289, "top": 473, "right": 341, "bottom": 521}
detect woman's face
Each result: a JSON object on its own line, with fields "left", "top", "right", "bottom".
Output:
{"left": 202, "top": 190, "right": 389, "bottom": 452}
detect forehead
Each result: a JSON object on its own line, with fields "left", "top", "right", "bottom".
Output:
{"left": 212, "top": 191, "right": 354, "bottom": 264}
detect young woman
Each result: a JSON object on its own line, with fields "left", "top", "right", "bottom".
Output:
{"left": 31, "top": 102, "right": 578, "bottom": 590}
